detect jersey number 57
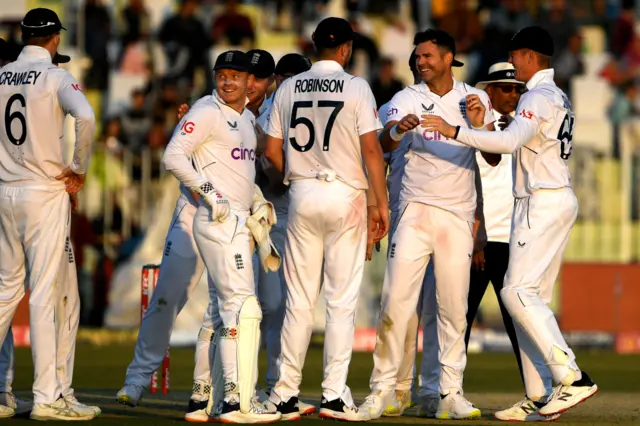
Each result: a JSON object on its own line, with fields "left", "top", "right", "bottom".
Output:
{"left": 289, "top": 100, "right": 344, "bottom": 153}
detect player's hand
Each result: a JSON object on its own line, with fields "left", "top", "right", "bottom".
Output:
{"left": 194, "top": 183, "right": 230, "bottom": 222}
{"left": 177, "top": 103, "right": 190, "bottom": 120}
{"left": 466, "top": 94, "right": 486, "bottom": 128}
{"left": 421, "top": 115, "right": 457, "bottom": 139}
{"left": 397, "top": 114, "right": 420, "bottom": 133}
{"left": 472, "top": 250, "right": 485, "bottom": 271}
{"left": 191, "top": 191, "right": 200, "bottom": 204}
{"left": 69, "top": 192, "right": 79, "bottom": 212}
{"left": 366, "top": 206, "right": 384, "bottom": 260}
{"left": 498, "top": 114, "right": 512, "bottom": 131}
{"left": 55, "top": 167, "right": 86, "bottom": 193}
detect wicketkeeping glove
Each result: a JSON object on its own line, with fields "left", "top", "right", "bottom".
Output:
{"left": 192, "top": 182, "right": 230, "bottom": 222}
{"left": 247, "top": 185, "right": 281, "bottom": 272}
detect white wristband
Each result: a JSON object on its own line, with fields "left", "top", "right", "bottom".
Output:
{"left": 390, "top": 124, "right": 404, "bottom": 142}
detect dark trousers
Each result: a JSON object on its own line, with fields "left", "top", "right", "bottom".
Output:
{"left": 464, "top": 241, "right": 524, "bottom": 385}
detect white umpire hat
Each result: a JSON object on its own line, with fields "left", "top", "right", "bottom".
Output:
{"left": 475, "top": 62, "right": 524, "bottom": 90}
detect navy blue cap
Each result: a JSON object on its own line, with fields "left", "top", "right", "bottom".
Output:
{"left": 312, "top": 17, "right": 354, "bottom": 49}
{"left": 213, "top": 50, "right": 250, "bottom": 73}
{"left": 275, "top": 53, "right": 312, "bottom": 76}
{"left": 21, "top": 8, "right": 66, "bottom": 38}
{"left": 509, "top": 26, "right": 554, "bottom": 57}
{"left": 247, "top": 49, "right": 275, "bottom": 78}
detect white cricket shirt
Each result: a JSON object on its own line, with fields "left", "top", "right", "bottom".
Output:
{"left": 163, "top": 91, "right": 257, "bottom": 213}
{"left": 379, "top": 101, "right": 411, "bottom": 213}
{"left": 387, "top": 78, "right": 495, "bottom": 221}
{"left": 476, "top": 109, "right": 514, "bottom": 243}
{"left": 0, "top": 46, "right": 95, "bottom": 186}
{"left": 266, "top": 60, "right": 382, "bottom": 190}
{"left": 457, "top": 69, "right": 574, "bottom": 198}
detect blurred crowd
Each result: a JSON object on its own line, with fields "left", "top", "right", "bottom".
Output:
{"left": 1, "top": 0, "right": 637, "bottom": 326}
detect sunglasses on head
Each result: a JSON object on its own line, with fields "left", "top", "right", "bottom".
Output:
{"left": 493, "top": 84, "right": 525, "bottom": 94}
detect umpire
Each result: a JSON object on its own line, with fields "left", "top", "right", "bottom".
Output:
{"left": 465, "top": 62, "right": 525, "bottom": 383}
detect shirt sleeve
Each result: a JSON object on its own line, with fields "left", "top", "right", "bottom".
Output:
{"left": 354, "top": 78, "right": 382, "bottom": 135}
{"left": 479, "top": 91, "right": 496, "bottom": 127}
{"left": 162, "top": 106, "right": 216, "bottom": 189}
{"left": 456, "top": 91, "right": 549, "bottom": 154}
{"left": 385, "top": 89, "right": 411, "bottom": 124}
{"left": 265, "top": 81, "right": 287, "bottom": 139}
{"left": 57, "top": 71, "right": 96, "bottom": 174}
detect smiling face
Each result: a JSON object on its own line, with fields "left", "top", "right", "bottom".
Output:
{"left": 508, "top": 48, "right": 535, "bottom": 82}
{"left": 486, "top": 83, "right": 524, "bottom": 115}
{"left": 415, "top": 40, "right": 451, "bottom": 84}
{"left": 247, "top": 74, "right": 272, "bottom": 105}
{"left": 215, "top": 68, "right": 249, "bottom": 105}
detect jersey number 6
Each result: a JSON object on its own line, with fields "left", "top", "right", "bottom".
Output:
{"left": 289, "top": 100, "right": 344, "bottom": 153}
{"left": 4, "top": 94, "right": 27, "bottom": 146}
{"left": 557, "top": 113, "right": 575, "bottom": 160}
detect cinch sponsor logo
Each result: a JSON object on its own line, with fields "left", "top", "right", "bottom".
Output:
{"left": 422, "top": 130, "right": 449, "bottom": 141}
{"left": 231, "top": 145, "right": 256, "bottom": 161}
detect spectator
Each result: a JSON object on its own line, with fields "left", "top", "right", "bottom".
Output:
{"left": 611, "top": 0, "right": 636, "bottom": 58}
{"left": 159, "top": 0, "right": 212, "bottom": 89}
{"left": 211, "top": 0, "right": 256, "bottom": 47}
{"left": 120, "top": 89, "right": 152, "bottom": 154}
{"left": 370, "top": 58, "right": 404, "bottom": 107}
{"left": 347, "top": 14, "right": 380, "bottom": 76}
{"left": 536, "top": 0, "right": 578, "bottom": 57}
{"left": 608, "top": 82, "right": 639, "bottom": 157}
{"left": 554, "top": 32, "right": 585, "bottom": 99}
{"left": 436, "top": 0, "right": 483, "bottom": 78}
{"left": 152, "top": 78, "right": 184, "bottom": 133}
{"left": 121, "top": 0, "right": 150, "bottom": 49}
{"left": 83, "top": 0, "right": 111, "bottom": 91}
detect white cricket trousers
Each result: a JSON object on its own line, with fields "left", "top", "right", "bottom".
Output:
{"left": 372, "top": 210, "right": 439, "bottom": 395}
{"left": 0, "top": 211, "right": 80, "bottom": 398}
{"left": 125, "top": 199, "right": 220, "bottom": 388}
{"left": 372, "top": 202, "right": 473, "bottom": 394}
{"left": 193, "top": 207, "right": 256, "bottom": 399}
{"left": 253, "top": 213, "right": 287, "bottom": 391}
{"left": 273, "top": 178, "right": 366, "bottom": 403}
{"left": 0, "top": 185, "right": 70, "bottom": 404}
{"left": 501, "top": 188, "right": 579, "bottom": 399}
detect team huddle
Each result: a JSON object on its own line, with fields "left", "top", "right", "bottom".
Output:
{"left": 0, "top": 6, "right": 599, "bottom": 424}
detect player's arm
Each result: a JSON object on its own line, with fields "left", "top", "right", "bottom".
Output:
{"left": 56, "top": 72, "right": 96, "bottom": 192}
{"left": 379, "top": 91, "right": 418, "bottom": 153}
{"left": 473, "top": 159, "right": 487, "bottom": 251}
{"left": 163, "top": 107, "right": 230, "bottom": 221}
{"left": 264, "top": 83, "right": 286, "bottom": 173}
{"left": 465, "top": 93, "right": 500, "bottom": 165}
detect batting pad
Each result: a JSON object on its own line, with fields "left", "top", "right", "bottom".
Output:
{"left": 237, "top": 296, "right": 262, "bottom": 413}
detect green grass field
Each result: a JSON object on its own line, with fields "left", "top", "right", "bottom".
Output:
{"left": 10, "top": 341, "right": 640, "bottom": 424}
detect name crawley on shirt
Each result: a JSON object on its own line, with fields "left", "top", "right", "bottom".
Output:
{"left": 294, "top": 78, "right": 345, "bottom": 93}
{"left": 0, "top": 70, "right": 42, "bottom": 85}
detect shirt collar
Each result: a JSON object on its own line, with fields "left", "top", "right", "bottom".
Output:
{"left": 17, "top": 46, "right": 53, "bottom": 64}
{"left": 310, "top": 60, "right": 344, "bottom": 73}
{"left": 526, "top": 69, "right": 555, "bottom": 91}
{"left": 417, "top": 76, "right": 461, "bottom": 96}
{"left": 213, "top": 89, "right": 251, "bottom": 112}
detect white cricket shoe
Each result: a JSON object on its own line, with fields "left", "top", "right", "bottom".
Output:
{"left": 30, "top": 397, "right": 96, "bottom": 421}
{"left": 538, "top": 371, "right": 598, "bottom": 416}
{"left": 436, "top": 390, "right": 481, "bottom": 420}
{"left": 0, "top": 404, "right": 14, "bottom": 419}
{"left": 0, "top": 392, "right": 32, "bottom": 415}
{"left": 116, "top": 384, "right": 144, "bottom": 407}
{"left": 495, "top": 397, "right": 561, "bottom": 422}
{"left": 319, "top": 397, "right": 370, "bottom": 421}
{"left": 382, "top": 389, "right": 411, "bottom": 417}
{"left": 217, "top": 398, "right": 282, "bottom": 423}
{"left": 298, "top": 399, "right": 316, "bottom": 416}
{"left": 417, "top": 394, "right": 439, "bottom": 418}
{"left": 64, "top": 394, "right": 101, "bottom": 416}
{"left": 359, "top": 389, "right": 397, "bottom": 420}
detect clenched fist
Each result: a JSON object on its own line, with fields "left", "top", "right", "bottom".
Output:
{"left": 465, "top": 94, "right": 486, "bottom": 128}
{"left": 397, "top": 114, "right": 420, "bottom": 134}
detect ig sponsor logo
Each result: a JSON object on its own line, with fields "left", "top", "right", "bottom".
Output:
{"left": 181, "top": 121, "right": 195, "bottom": 135}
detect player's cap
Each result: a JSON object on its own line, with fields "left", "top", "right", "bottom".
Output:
{"left": 246, "top": 49, "right": 275, "bottom": 78}
{"left": 275, "top": 53, "right": 312, "bottom": 76}
{"left": 408, "top": 48, "right": 417, "bottom": 74}
{"left": 413, "top": 29, "right": 464, "bottom": 67}
{"left": 475, "top": 62, "right": 523, "bottom": 90}
{"left": 53, "top": 52, "right": 70, "bottom": 64}
{"left": 509, "top": 26, "right": 554, "bottom": 57}
{"left": 312, "top": 17, "right": 355, "bottom": 49}
{"left": 21, "top": 8, "right": 66, "bottom": 38}
{"left": 213, "top": 50, "right": 250, "bottom": 73}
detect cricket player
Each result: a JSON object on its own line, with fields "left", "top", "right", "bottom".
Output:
{"left": 264, "top": 17, "right": 388, "bottom": 422}
{"left": 422, "top": 26, "right": 598, "bottom": 418}
{"left": 374, "top": 50, "right": 440, "bottom": 419}
{"left": 163, "top": 50, "right": 280, "bottom": 423}
{"left": 175, "top": 53, "right": 316, "bottom": 422}
{"left": 361, "top": 29, "right": 495, "bottom": 421}
{"left": 0, "top": 8, "right": 96, "bottom": 420}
